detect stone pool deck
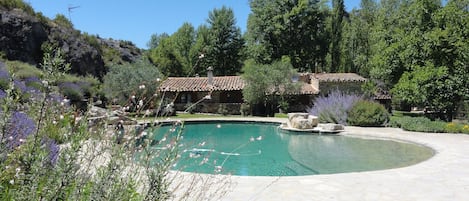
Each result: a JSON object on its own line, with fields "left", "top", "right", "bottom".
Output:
{"left": 161, "top": 117, "right": 469, "bottom": 201}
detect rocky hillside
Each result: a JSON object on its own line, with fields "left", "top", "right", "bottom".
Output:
{"left": 0, "top": 4, "right": 141, "bottom": 79}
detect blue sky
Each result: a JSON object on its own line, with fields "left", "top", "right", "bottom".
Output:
{"left": 28, "top": 0, "right": 361, "bottom": 49}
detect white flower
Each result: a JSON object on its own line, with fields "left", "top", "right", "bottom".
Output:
{"left": 9, "top": 180, "right": 14, "bottom": 185}
{"left": 156, "top": 78, "right": 161, "bottom": 82}
{"left": 138, "top": 100, "right": 144, "bottom": 107}
{"left": 19, "top": 139, "right": 25, "bottom": 143}
{"left": 41, "top": 80, "right": 48, "bottom": 86}
{"left": 52, "top": 120, "right": 57, "bottom": 125}
{"left": 15, "top": 167, "right": 20, "bottom": 172}
{"left": 131, "top": 95, "right": 136, "bottom": 99}
{"left": 214, "top": 166, "right": 222, "bottom": 173}
{"left": 139, "top": 84, "right": 146, "bottom": 89}
{"left": 59, "top": 115, "right": 64, "bottom": 119}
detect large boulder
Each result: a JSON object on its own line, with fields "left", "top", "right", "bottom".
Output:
{"left": 287, "top": 113, "right": 319, "bottom": 130}
{"left": 0, "top": 8, "right": 47, "bottom": 64}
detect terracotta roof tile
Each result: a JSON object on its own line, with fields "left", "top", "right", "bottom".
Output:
{"left": 159, "top": 76, "right": 244, "bottom": 92}
{"left": 159, "top": 75, "right": 324, "bottom": 95}
{"left": 312, "top": 73, "right": 367, "bottom": 82}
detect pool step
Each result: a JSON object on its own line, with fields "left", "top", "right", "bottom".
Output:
{"left": 285, "top": 162, "right": 319, "bottom": 175}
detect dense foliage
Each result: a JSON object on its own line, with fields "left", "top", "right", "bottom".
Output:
{"left": 390, "top": 116, "right": 447, "bottom": 133}
{"left": 242, "top": 60, "right": 300, "bottom": 116}
{"left": 103, "top": 59, "right": 161, "bottom": 106}
{"left": 1, "top": 48, "right": 228, "bottom": 200}
{"left": 148, "top": 7, "right": 243, "bottom": 77}
{"left": 246, "top": 0, "right": 327, "bottom": 71}
{"left": 347, "top": 100, "right": 390, "bottom": 126}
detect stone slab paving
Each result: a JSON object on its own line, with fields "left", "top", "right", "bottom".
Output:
{"left": 221, "top": 125, "right": 469, "bottom": 201}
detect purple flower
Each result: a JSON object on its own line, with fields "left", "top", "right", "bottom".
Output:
{"left": 42, "top": 138, "right": 59, "bottom": 166}
{"left": 23, "top": 76, "right": 41, "bottom": 85}
{"left": 308, "top": 90, "right": 362, "bottom": 125}
{"left": 59, "top": 82, "right": 82, "bottom": 93}
{"left": 0, "top": 68, "right": 10, "bottom": 90}
{"left": 5, "top": 111, "right": 36, "bottom": 150}
{"left": 0, "top": 68, "right": 10, "bottom": 79}
{"left": 0, "top": 89, "right": 6, "bottom": 99}
{"left": 13, "top": 80, "right": 28, "bottom": 93}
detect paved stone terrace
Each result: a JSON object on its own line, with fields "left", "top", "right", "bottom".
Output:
{"left": 160, "top": 117, "right": 469, "bottom": 201}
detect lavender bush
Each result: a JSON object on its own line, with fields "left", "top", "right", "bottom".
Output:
{"left": 0, "top": 46, "right": 229, "bottom": 200}
{"left": 4, "top": 111, "right": 36, "bottom": 150}
{"left": 308, "top": 90, "right": 362, "bottom": 125}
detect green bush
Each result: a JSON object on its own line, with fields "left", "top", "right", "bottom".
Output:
{"left": 5, "top": 60, "right": 43, "bottom": 79}
{"left": 390, "top": 116, "right": 447, "bottom": 133}
{"left": 240, "top": 103, "right": 250, "bottom": 116}
{"left": 103, "top": 59, "right": 162, "bottom": 105}
{"left": 53, "top": 14, "right": 73, "bottom": 29}
{"left": 217, "top": 104, "right": 229, "bottom": 116}
{"left": 0, "top": 0, "right": 35, "bottom": 15}
{"left": 347, "top": 100, "right": 390, "bottom": 127}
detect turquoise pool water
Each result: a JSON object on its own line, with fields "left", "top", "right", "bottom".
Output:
{"left": 149, "top": 122, "right": 433, "bottom": 176}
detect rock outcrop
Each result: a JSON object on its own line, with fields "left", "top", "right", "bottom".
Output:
{"left": 0, "top": 7, "right": 142, "bottom": 79}
{"left": 0, "top": 8, "right": 47, "bottom": 64}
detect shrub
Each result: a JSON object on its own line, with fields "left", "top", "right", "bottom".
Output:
{"left": 390, "top": 116, "right": 447, "bottom": 133}
{"left": 58, "top": 82, "right": 84, "bottom": 102}
{"left": 462, "top": 125, "right": 469, "bottom": 134}
{"left": 53, "top": 14, "right": 73, "bottom": 29}
{"left": 347, "top": 100, "right": 390, "bottom": 127}
{"left": 445, "top": 123, "right": 460, "bottom": 133}
{"left": 103, "top": 59, "right": 162, "bottom": 105}
{"left": 278, "top": 100, "right": 289, "bottom": 114}
{"left": 240, "top": 103, "right": 250, "bottom": 116}
{"left": 0, "top": 68, "right": 11, "bottom": 90}
{"left": 5, "top": 60, "right": 43, "bottom": 80}
{"left": 308, "top": 90, "right": 362, "bottom": 125}
{"left": 0, "top": 0, "right": 35, "bottom": 15}
{"left": 217, "top": 104, "right": 229, "bottom": 116}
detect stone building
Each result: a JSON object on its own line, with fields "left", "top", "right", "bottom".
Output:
{"left": 158, "top": 71, "right": 368, "bottom": 115}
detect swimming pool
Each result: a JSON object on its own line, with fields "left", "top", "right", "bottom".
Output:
{"left": 147, "top": 121, "right": 433, "bottom": 176}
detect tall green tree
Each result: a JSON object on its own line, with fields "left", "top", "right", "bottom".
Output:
{"left": 146, "top": 33, "right": 169, "bottom": 49}
{"left": 172, "top": 22, "right": 196, "bottom": 75}
{"left": 246, "top": 0, "right": 326, "bottom": 71}
{"left": 330, "top": 0, "right": 345, "bottom": 72}
{"left": 242, "top": 59, "right": 300, "bottom": 116}
{"left": 189, "top": 25, "right": 211, "bottom": 76}
{"left": 148, "top": 23, "right": 196, "bottom": 76}
{"left": 377, "top": 0, "right": 468, "bottom": 120}
{"left": 340, "top": 0, "right": 377, "bottom": 76}
{"left": 148, "top": 36, "right": 183, "bottom": 76}
{"left": 205, "top": 6, "right": 244, "bottom": 76}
